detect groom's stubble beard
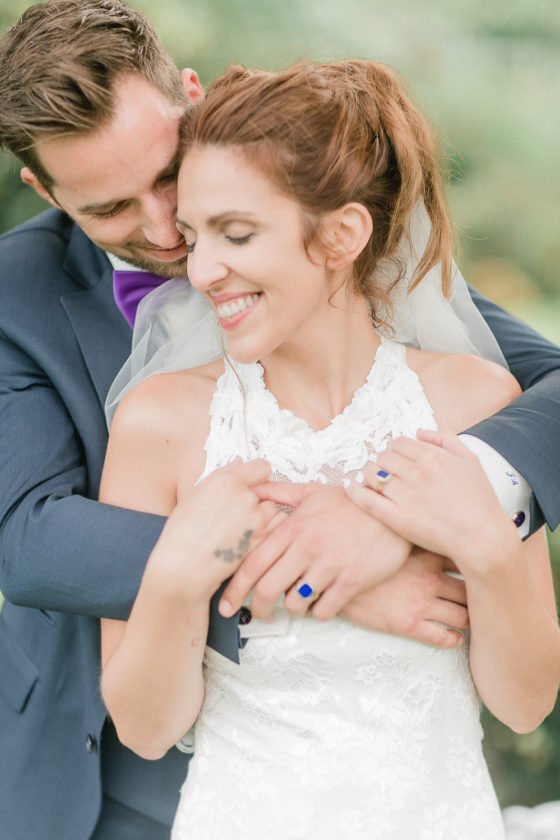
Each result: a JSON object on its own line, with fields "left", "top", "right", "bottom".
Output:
{"left": 105, "top": 239, "right": 189, "bottom": 278}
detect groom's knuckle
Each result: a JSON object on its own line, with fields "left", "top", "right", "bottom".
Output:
{"left": 402, "top": 614, "right": 419, "bottom": 636}
{"left": 429, "top": 627, "right": 446, "bottom": 648}
{"left": 423, "top": 569, "right": 440, "bottom": 592}
{"left": 457, "top": 610, "right": 469, "bottom": 630}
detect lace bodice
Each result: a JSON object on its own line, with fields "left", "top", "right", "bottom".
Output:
{"left": 199, "top": 338, "right": 437, "bottom": 485}
{"left": 172, "top": 338, "right": 505, "bottom": 840}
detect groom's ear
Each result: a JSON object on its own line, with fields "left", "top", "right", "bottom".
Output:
{"left": 20, "top": 167, "right": 60, "bottom": 208}
{"left": 320, "top": 203, "right": 373, "bottom": 271}
{"left": 180, "top": 68, "right": 205, "bottom": 104}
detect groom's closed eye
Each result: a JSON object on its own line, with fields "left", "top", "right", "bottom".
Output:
{"left": 87, "top": 201, "right": 129, "bottom": 220}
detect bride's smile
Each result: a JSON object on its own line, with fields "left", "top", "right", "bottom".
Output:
{"left": 212, "top": 292, "right": 262, "bottom": 327}
{"left": 176, "top": 145, "right": 372, "bottom": 371}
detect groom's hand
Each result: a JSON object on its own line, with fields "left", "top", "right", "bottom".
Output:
{"left": 341, "top": 549, "right": 469, "bottom": 648}
{"left": 218, "top": 482, "right": 411, "bottom": 621}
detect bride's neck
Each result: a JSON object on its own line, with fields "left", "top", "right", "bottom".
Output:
{"left": 259, "top": 295, "right": 380, "bottom": 431}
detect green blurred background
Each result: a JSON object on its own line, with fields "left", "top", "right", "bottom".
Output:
{"left": 1, "top": 0, "right": 559, "bottom": 810}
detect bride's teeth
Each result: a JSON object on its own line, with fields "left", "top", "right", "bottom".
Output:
{"left": 217, "top": 294, "right": 259, "bottom": 319}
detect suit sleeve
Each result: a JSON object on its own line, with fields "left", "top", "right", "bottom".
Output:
{"left": 0, "top": 330, "right": 165, "bottom": 619}
{"left": 467, "top": 287, "right": 560, "bottom": 531}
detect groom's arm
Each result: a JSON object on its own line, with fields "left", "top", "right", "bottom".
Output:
{"left": 467, "top": 287, "right": 560, "bottom": 532}
{"left": 0, "top": 330, "right": 165, "bottom": 620}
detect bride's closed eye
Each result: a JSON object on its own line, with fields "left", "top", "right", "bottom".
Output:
{"left": 225, "top": 234, "right": 254, "bottom": 246}
{"left": 186, "top": 233, "right": 254, "bottom": 253}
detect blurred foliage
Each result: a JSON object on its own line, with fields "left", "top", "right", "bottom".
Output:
{"left": 1, "top": 0, "right": 560, "bottom": 810}
{"left": 1, "top": 0, "right": 560, "bottom": 300}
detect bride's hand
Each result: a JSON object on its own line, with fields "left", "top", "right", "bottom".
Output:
{"left": 149, "top": 459, "right": 280, "bottom": 604}
{"left": 218, "top": 482, "right": 411, "bottom": 621}
{"left": 345, "top": 430, "right": 520, "bottom": 577}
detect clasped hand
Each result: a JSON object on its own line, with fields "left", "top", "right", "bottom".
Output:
{"left": 219, "top": 481, "right": 412, "bottom": 621}
{"left": 162, "top": 446, "right": 470, "bottom": 648}
{"left": 218, "top": 472, "right": 468, "bottom": 648}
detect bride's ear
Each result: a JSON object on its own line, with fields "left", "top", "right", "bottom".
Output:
{"left": 318, "top": 203, "right": 373, "bottom": 271}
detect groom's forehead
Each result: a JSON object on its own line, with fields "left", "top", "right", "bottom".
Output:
{"left": 39, "top": 75, "right": 185, "bottom": 199}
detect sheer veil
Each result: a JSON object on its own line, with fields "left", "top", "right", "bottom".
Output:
{"left": 105, "top": 202, "right": 506, "bottom": 426}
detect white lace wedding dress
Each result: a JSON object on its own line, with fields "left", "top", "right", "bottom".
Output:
{"left": 171, "top": 338, "right": 505, "bottom": 840}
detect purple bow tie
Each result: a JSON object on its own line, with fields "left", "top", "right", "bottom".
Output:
{"left": 113, "top": 269, "right": 168, "bottom": 327}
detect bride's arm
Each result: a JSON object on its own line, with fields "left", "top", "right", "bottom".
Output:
{"left": 347, "top": 355, "right": 560, "bottom": 733}
{"left": 465, "top": 524, "right": 557, "bottom": 733}
{"left": 99, "top": 373, "right": 271, "bottom": 760}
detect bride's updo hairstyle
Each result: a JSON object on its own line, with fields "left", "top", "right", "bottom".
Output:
{"left": 182, "top": 60, "right": 453, "bottom": 324}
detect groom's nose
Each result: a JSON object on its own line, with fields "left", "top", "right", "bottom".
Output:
{"left": 141, "top": 188, "right": 181, "bottom": 249}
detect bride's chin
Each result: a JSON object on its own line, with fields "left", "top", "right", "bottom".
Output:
{"left": 223, "top": 339, "right": 258, "bottom": 365}
{"left": 227, "top": 349, "right": 262, "bottom": 366}
{"left": 223, "top": 334, "right": 276, "bottom": 366}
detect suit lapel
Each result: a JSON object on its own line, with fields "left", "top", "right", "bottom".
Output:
{"left": 60, "top": 225, "right": 132, "bottom": 405}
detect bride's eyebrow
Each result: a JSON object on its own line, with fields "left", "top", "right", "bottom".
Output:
{"left": 176, "top": 212, "right": 258, "bottom": 230}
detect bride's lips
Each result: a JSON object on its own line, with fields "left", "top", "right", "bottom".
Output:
{"left": 213, "top": 292, "right": 262, "bottom": 330}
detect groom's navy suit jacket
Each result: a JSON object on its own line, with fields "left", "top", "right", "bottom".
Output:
{"left": 0, "top": 210, "right": 239, "bottom": 840}
{"left": 1, "top": 208, "right": 560, "bottom": 839}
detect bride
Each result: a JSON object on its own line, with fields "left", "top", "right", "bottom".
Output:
{"left": 99, "top": 60, "right": 560, "bottom": 838}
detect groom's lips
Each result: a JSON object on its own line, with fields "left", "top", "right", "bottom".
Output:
{"left": 143, "top": 242, "right": 188, "bottom": 262}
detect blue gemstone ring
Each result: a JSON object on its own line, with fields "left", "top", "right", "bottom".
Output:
{"left": 375, "top": 469, "right": 392, "bottom": 484}
{"left": 296, "top": 582, "right": 315, "bottom": 599}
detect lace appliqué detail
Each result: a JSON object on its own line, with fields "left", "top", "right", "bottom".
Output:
{"left": 199, "top": 339, "right": 437, "bottom": 485}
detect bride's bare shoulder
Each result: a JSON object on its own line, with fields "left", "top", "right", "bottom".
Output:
{"left": 406, "top": 346, "right": 521, "bottom": 431}
{"left": 111, "top": 358, "right": 225, "bottom": 440}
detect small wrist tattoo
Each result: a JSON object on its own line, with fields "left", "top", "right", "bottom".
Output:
{"left": 214, "top": 530, "right": 254, "bottom": 563}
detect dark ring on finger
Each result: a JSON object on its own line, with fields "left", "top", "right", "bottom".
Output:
{"left": 296, "top": 581, "right": 315, "bottom": 599}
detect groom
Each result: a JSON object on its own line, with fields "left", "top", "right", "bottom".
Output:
{"left": 1, "top": 2, "right": 560, "bottom": 839}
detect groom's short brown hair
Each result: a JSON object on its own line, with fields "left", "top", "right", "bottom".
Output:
{"left": 0, "top": 0, "right": 185, "bottom": 188}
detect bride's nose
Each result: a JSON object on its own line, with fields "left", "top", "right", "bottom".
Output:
{"left": 186, "top": 240, "right": 229, "bottom": 291}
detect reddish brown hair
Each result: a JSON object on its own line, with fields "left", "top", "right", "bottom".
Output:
{"left": 182, "top": 61, "right": 454, "bottom": 318}
{"left": 0, "top": 0, "right": 184, "bottom": 189}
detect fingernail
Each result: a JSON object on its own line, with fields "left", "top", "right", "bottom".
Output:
{"left": 342, "top": 478, "right": 351, "bottom": 489}
{"left": 219, "top": 600, "right": 233, "bottom": 617}
{"left": 354, "top": 470, "right": 364, "bottom": 484}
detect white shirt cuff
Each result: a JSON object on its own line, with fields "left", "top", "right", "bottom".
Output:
{"left": 459, "top": 434, "right": 531, "bottom": 538}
